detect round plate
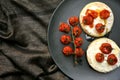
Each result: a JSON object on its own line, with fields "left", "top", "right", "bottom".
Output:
{"left": 48, "top": 0, "right": 120, "bottom": 80}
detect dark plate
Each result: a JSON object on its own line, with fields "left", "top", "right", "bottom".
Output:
{"left": 47, "top": 0, "right": 120, "bottom": 80}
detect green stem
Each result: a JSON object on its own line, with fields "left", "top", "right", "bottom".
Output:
{"left": 70, "top": 26, "right": 78, "bottom": 65}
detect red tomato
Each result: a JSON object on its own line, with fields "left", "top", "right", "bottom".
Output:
{"left": 59, "top": 22, "right": 71, "bottom": 33}
{"left": 95, "top": 53, "right": 104, "bottom": 63}
{"left": 60, "top": 35, "right": 71, "bottom": 45}
{"left": 107, "top": 54, "right": 118, "bottom": 65}
{"left": 74, "top": 37, "right": 83, "bottom": 47}
{"left": 82, "top": 15, "right": 94, "bottom": 25}
{"left": 100, "top": 9, "right": 110, "bottom": 19}
{"left": 86, "top": 9, "right": 98, "bottom": 19}
{"left": 72, "top": 26, "right": 82, "bottom": 37}
{"left": 100, "top": 43, "right": 112, "bottom": 54}
{"left": 74, "top": 48, "right": 84, "bottom": 57}
{"left": 62, "top": 46, "right": 73, "bottom": 56}
{"left": 95, "top": 23, "right": 105, "bottom": 33}
{"left": 69, "top": 16, "right": 79, "bottom": 26}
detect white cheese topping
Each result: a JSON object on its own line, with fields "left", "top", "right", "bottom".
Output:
{"left": 80, "top": 2, "right": 114, "bottom": 37}
{"left": 87, "top": 38, "right": 120, "bottom": 73}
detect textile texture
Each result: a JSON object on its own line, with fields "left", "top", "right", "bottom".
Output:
{"left": 0, "top": 0, "right": 71, "bottom": 80}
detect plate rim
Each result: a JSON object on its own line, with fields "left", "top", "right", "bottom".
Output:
{"left": 47, "top": 0, "right": 71, "bottom": 78}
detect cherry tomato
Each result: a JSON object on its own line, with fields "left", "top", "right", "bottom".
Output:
{"left": 82, "top": 15, "right": 94, "bottom": 25}
{"left": 107, "top": 54, "right": 117, "bottom": 65}
{"left": 89, "top": 24, "right": 94, "bottom": 28}
{"left": 72, "top": 26, "right": 82, "bottom": 37}
{"left": 59, "top": 22, "right": 71, "bottom": 33}
{"left": 95, "top": 53, "right": 104, "bottom": 63}
{"left": 95, "top": 23, "right": 105, "bottom": 33}
{"left": 74, "top": 37, "right": 83, "bottom": 47}
{"left": 100, "top": 43, "right": 112, "bottom": 54}
{"left": 60, "top": 35, "right": 71, "bottom": 45}
{"left": 62, "top": 46, "right": 73, "bottom": 56}
{"left": 69, "top": 16, "right": 79, "bottom": 26}
{"left": 86, "top": 9, "right": 98, "bottom": 19}
{"left": 100, "top": 9, "right": 110, "bottom": 19}
{"left": 75, "top": 48, "right": 84, "bottom": 57}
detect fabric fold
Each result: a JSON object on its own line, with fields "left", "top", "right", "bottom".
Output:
{"left": 0, "top": 0, "right": 70, "bottom": 80}
{"left": 0, "top": 3, "right": 14, "bottom": 39}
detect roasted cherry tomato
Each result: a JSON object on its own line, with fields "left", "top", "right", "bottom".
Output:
{"left": 62, "top": 46, "right": 73, "bottom": 56}
{"left": 59, "top": 22, "right": 71, "bottom": 33}
{"left": 74, "top": 37, "right": 83, "bottom": 47}
{"left": 69, "top": 16, "right": 79, "bottom": 26}
{"left": 74, "top": 48, "right": 84, "bottom": 57}
{"left": 95, "top": 53, "right": 104, "bottom": 63}
{"left": 86, "top": 9, "right": 98, "bottom": 19}
{"left": 100, "top": 43, "right": 112, "bottom": 54}
{"left": 82, "top": 15, "right": 94, "bottom": 25}
{"left": 60, "top": 35, "right": 71, "bottom": 45}
{"left": 100, "top": 9, "right": 110, "bottom": 19}
{"left": 107, "top": 54, "right": 117, "bottom": 65}
{"left": 72, "top": 26, "right": 82, "bottom": 37}
{"left": 89, "top": 24, "right": 94, "bottom": 28}
{"left": 95, "top": 23, "right": 105, "bottom": 33}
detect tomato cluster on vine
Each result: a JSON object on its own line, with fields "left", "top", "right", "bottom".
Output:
{"left": 59, "top": 16, "right": 84, "bottom": 60}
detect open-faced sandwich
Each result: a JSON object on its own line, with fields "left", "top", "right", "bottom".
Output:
{"left": 87, "top": 38, "right": 120, "bottom": 73}
{"left": 79, "top": 2, "right": 114, "bottom": 37}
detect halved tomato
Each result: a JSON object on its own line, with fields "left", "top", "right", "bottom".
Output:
{"left": 95, "top": 23, "right": 105, "bottom": 33}
{"left": 82, "top": 15, "right": 94, "bottom": 25}
{"left": 100, "top": 43, "right": 112, "bottom": 54}
{"left": 107, "top": 54, "right": 117, "bottom": 65}
{"left": 86, "top": 9, "right": 98, "bottom": 19}
{"left": 95, "top": 53, "right": 104, "bottom": 63}
{"left": 100, "top": 9, "right": 110, "bottom": 19}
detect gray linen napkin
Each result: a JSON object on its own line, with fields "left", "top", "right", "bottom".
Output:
{"left": 0, "top": 0, "right": 71, "bottom": 80}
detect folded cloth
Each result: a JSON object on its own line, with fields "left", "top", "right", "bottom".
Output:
{"left": 0, "top": 0, "right": 71, "bottom": 80}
